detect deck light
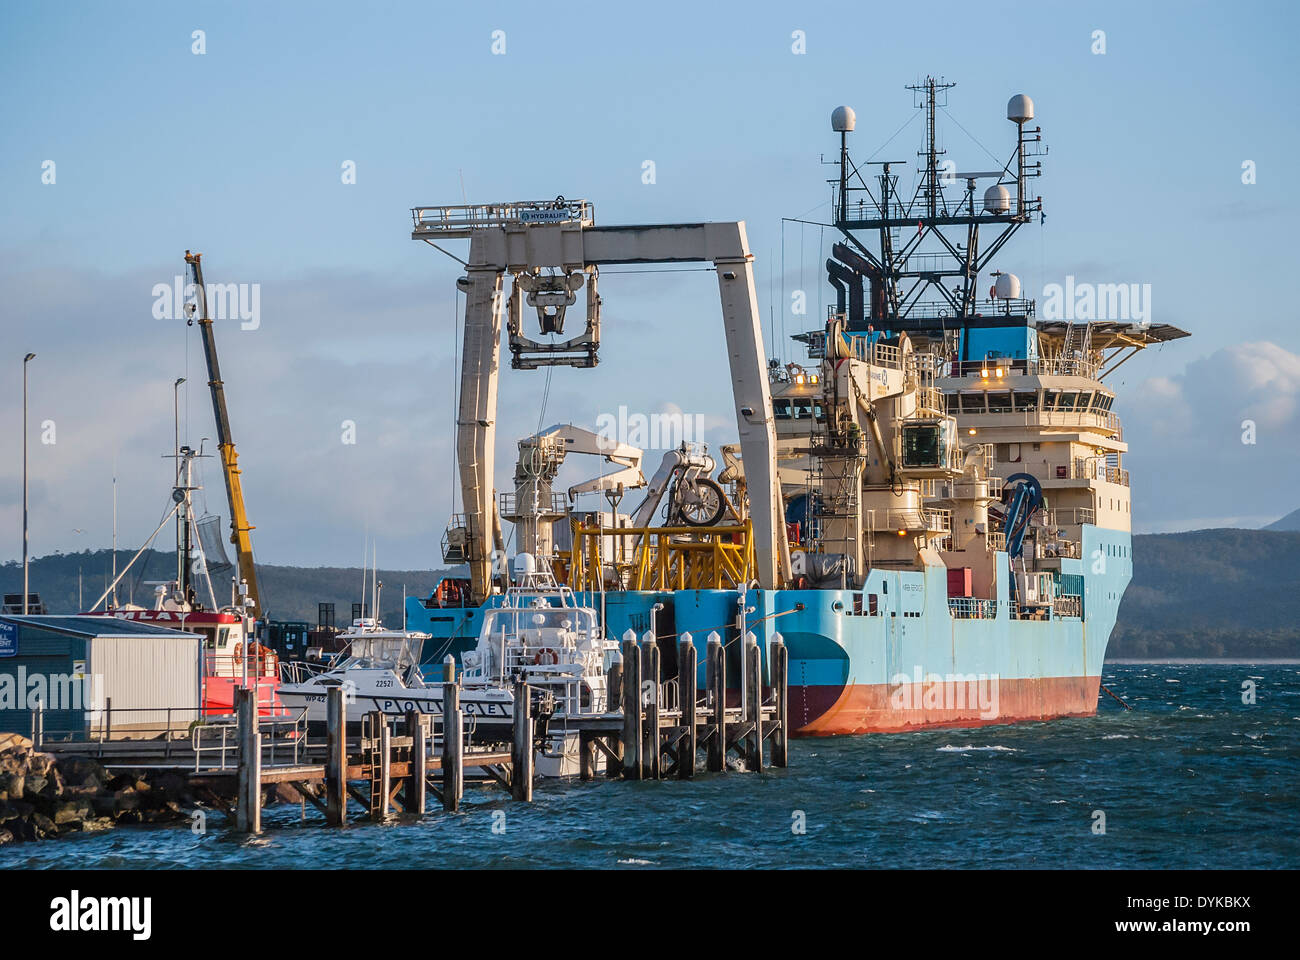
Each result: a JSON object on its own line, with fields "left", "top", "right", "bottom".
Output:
{"left": 980, "top": 369, "right": 989, "bottom": 378}
{"left": 995, "top": 366, "right": 1004, "bottom": 378}
{"left": 795, "top": 374, "right": 805, "bottom": 384}
{"left": 968, "top": 428, "right": 977, "bottom": 435}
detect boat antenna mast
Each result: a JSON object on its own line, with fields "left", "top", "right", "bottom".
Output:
{"left": 827, "top": 77, "right": 1046, "bottom": 334}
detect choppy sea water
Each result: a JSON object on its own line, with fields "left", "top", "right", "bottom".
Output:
{"left": 7, "top": 663, "right": 1298, "bottom": 869}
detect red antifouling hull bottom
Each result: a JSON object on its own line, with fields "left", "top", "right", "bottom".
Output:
{"left": 789, "top": 675, "right": 1101, "bottom": 736}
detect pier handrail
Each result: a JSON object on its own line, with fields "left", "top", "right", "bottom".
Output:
{"left": 192, "top": 706, "right": 309, "bottom": 772}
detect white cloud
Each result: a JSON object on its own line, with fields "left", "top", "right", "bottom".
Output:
{"left": 1123, "top": 341, "right": 1300, "bottom": 531}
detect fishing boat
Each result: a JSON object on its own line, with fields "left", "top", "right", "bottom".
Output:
{"left": 83, "top": 444, "right": 280, "bottom": 716}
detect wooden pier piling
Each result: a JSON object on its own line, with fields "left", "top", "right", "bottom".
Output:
{"left": 442, "top": 680, "right": 464, "bottom": 812}
{"left": 408, "top": 709, "right": 427, "bottom": 815}
{"left": 375, "top": 714, "right": 392, "bottom": 821}
{"left": 745, "top": 634, "right": 763, "bottom": 772}
{"left": 641, "top": 633, "right": 661, "bottom": 780}
{"left": 706, "top": 633, "right": 726, "bottom": 773}
{"left": 511, "top": 680, "right": 533, "bottom": 801}
{"left": 678, "top": 634, "right": 697, "bottom": 780}
{"left": 622, "top": 633, "right": 642, "bottom": 780}
{"left": 771, "top": 636, "right": 789, "bottom": 768}
{"left": 326, "top": 685, "right": 347, "bottom": 826}
{"left": 235, "top": 687, "right": 261, "bottom": 834}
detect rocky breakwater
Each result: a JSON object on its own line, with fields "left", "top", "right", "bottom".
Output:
{"left": 0, "top": 734, "right": 193, "bottom": 843}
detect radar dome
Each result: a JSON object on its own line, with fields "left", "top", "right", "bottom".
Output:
{"left": 513, "top": 552, "right": 537, "bottom": 576}
{"left": 993, "top": 273, "right": 1021, "bottom": 300}
{"left": 831, "top": 105, "right": 856, "bottom": 132}
{"left": 984, "top": 184, "right": 1011, "bottom": 214}
{"left": 1007, "top": 94, "right": 1034, "bottom": 123}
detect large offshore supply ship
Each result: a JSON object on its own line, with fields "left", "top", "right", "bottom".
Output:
{"left": 405, "top": 79, "right": 1187, "bottom": 735}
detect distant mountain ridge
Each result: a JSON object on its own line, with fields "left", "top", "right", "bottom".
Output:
{"left": 1110, "top": 528, "right": 1300, "bottom": 658}
{"left": 1265, "top": 508, "right": 1300, "bottom": 532}
{"left": 0, "top": 549, "right": 448, "bottom": 630}
{"left": 4, "top": 529, "right": 1299, "bottom": 658}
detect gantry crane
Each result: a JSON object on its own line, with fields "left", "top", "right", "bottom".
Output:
{"left": 183, "top": 251, "right": 262, "bottom": 615}
{"left": 411, "top": 200, "right": 791, "bottom": 604}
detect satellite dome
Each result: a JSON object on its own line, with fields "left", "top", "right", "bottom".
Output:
{"left": 1007, "top": 94, "right": 1034, "bottom": 123}
{"left": 514, "top": 552, "right": 537, "bottom": 575}
{"left": 983, "top": 184, "right": 1011, "bottom": 214}
{"left": 993, "top": 273, "right": 1021, "bottom": 300}
{"left": 831, "top": 105, "right": 856, "bottom": 132}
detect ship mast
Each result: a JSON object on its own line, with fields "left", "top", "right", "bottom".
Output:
{"left": 828, "top": 77, "right": 1045, "bottom": 340}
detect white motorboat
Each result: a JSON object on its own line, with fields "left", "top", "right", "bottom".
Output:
{"left": 278, "top": 554, "right": 618, "bottom": 777}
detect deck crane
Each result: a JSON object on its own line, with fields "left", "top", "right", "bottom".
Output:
{"left": 183, "top": 251, "right": 263, "bottom": 616}
{"left": 502, "top": 423, "right": 646, "bottom": 562}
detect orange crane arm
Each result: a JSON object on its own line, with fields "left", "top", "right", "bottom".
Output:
{"left": 184, "top": 251, "right": 263, "bottom": 615}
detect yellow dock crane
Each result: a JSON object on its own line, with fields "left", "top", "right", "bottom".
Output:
{"left": 183, "top": 251, "right": 263, "bottom": 616}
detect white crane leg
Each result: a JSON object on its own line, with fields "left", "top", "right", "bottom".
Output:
{"left": 457, "top": 262, "right": 504, "bottom": 603}
{"left": 714, "top": 236, "right": 790, "bottom": 589}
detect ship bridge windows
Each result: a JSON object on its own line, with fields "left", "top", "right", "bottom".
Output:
{"left": 986, "top": 392, "right": 1012, "bottom": 413}
{"left": 1013, "top": 391, "right": 1038, "bottom": 412}
{"left": 1057, "top": 391, "right": 1080, "bottom": 411}
{"left": 1044, "top": 388, "right": 1060, "bottom": 409}
{"left": 1093, "top": 393, "right": 1115, "bottom": 412}
{"left": 1077, "top": 391, "right": 1094, "bottom": 411}
{"left": 960, "top": 392, "right": 985, "bottom": 413}
{"left": 775, "top": 397, "right": 825, "bottom": 422}
{"left": 797, "top": 397, "right": 819, "bottom": 420}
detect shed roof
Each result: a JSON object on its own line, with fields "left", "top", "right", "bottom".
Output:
{"left": 0, "top": 615, "right": 201, "bottom": 640}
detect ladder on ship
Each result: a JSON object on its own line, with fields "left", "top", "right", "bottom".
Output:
{"left": 806, "top": 435, "right": 866, "bottom": 586}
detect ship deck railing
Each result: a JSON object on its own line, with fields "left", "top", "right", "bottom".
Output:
{"left": 499, "top": 490, "right": 568, "bottom": 520}
{"left": 951, "top": 408, "right": 1122, "bottom": 438}
{"left": 948, "top": 596, "right": 1083, "bottom": 621}
{"left": 1066, "top": 457, "right": 1130, "bottom": 487}
{"left": 1043, "top": 507, "right": 1096, "bottom": 528}
{"left": 944, "top": 356, "right": 1100, "bottom": 381}
{"left": 822, "top": 297, "right": 1037, "bottom": 327}
{"left": 948, "top": 597, "right": 998, "bottom": 620}
{"left": 411, "top": 199, "right": 594, "bottom": 236}
{"left": 1030, "top": 539, "right": 1083, "bottom": 560}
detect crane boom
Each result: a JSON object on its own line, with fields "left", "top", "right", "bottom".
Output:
{"left": 183, "top": 251, "right": 263, "bottom": 615}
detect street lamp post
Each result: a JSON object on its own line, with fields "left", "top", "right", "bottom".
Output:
{"left": 22, "top": 353, "right": 36, "bottom": 616}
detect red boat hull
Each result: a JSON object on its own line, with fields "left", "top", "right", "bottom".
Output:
{"left": 202, "top": 676, "right": 283, "bottom": 718}
{"left": 789, "top": 674, "right": 1101, "bottom": 736}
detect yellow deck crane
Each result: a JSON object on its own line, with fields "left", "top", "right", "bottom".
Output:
{"left": 183, "top": 251, "right": 263, "bottom": 616}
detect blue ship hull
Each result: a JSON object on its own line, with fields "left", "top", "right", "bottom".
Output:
{"left": 407, "top": 525, "right": 1131, "bottom": 735}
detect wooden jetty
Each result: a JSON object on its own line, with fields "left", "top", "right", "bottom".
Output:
{"left": 36, "top": 633, "right": 790, "bottom": 835}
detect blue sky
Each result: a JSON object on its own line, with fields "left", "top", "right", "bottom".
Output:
{"left": 3, "top": 0, "right": 1299, "bottom": 570}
